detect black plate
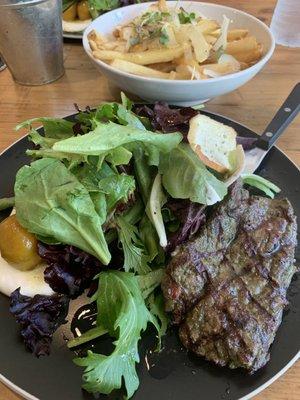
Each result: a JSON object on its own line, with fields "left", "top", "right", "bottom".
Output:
{"left": 0, "top": 111, "right": 299, "bottom": 400}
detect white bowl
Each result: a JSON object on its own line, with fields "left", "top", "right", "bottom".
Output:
{"left": 82, "top": 1, "right": 275, "bottom": 106}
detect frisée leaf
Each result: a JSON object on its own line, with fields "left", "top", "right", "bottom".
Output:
{"left": 116, "top": 215, "right": 151, "bottom": 275}
{"left": 14, "top": 158, "right": 111, "bottom": 264}
{"left": 74, "top": 271, "right": 159, "bottom": 399}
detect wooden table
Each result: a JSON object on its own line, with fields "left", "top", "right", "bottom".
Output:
{"left": 0, "top": 1, "right": 299, "bottom": 399}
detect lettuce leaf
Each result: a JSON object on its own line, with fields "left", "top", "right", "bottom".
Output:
{"left": 146, "top": 174, "right": 167, "bottom": 248}
{"left": 74, "top": 271, "right": 159, "bottom": 399}
{"left": 0, "top": 197, "right": 15, "bottom": 211}
{"left": 16, "top": 117, "right": 75, "bottom": 139}
{"left": 132, "top": 147, "right": 156, "bottom": 205}
{"left": 159, "top": 143, "right": 227, "bottom": 205}
{"left": 53, "top": 121, "right": 182, "bottom": 156}
{"left": 14, "top": 158, "right": 111, "bottom": 264}
{"left": 241, "top": 173, "right": 280, "bottom": 198}
{"left": 139, "top": 215, "right": 160, "bottom": 262}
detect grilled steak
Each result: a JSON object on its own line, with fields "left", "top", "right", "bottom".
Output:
{"left": 162, "top": 181, "right": 297, "bottom": 372}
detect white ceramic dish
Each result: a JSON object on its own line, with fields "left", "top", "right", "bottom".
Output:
{"left": 82, "top": 1, "right": 275, "bottom": 106}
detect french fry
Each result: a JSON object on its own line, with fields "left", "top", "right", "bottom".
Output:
{"left": 89, "top": 39, "right": 98, "bottom": 51}
{"left": 233, "top": 48, "right": 262, "bottom": 63}
{"left": 201, "top": 62, "right": 240, "bottom": 77}
{"left": 110, "top": 59, "right": 172, "bottom": 79}
{"left": 88, "top": 30, "right": 105, "bottom": 46}
{"left": 158, "top": 0, "right": 168, "bottom": 12}
{"left": 148, "top": 61, "right": 175, "bottom": 73}
{"left": 226, "top": 36, "right": 259, "bottom": 54}
{"left": 176, "top": 64, "right": 193, "bottom": 79}
{"left": 197, "top": 19, "right": 220, "bottom": 34}
{"left": 93, "top": 45, "right": 186, "bottom": 65}
{"left": 227, "top": 29, "right": 249, "bottom": 41}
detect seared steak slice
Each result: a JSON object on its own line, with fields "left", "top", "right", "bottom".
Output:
{"left": 162, "top": 180, "right": 297, "bottom": 372}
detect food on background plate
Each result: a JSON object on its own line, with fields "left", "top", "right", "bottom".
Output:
{"left": 88, "top": 0, "right": 263, "bottom": 79}
{"left": 0, "top": 94, "right": 296, "bottom": 399}
{"left": 62, "top": 0, "right": 146, "bottom": 33}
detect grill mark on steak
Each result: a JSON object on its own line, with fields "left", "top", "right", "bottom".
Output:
{"left": 162, "top": 180, "right": 297, "bottom": 372}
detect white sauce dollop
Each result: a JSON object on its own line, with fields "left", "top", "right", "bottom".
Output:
{"left": 0, "top": 255, "right": 54, "bottom": 297}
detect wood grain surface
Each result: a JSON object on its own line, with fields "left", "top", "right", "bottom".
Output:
{"left": 0, "top": 1, "right": 299, "bottom": 399}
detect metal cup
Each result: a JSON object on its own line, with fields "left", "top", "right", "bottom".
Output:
{"left": 0, "top": 0, "right": 64, "bottom": 85}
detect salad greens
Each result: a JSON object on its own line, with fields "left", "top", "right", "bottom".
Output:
{"left": 0, "top": 197, "right": 15, "bottom": 211}
{"left": 159, "top": 143, "right": 228, "bottom": 205}
{"left": 116, "top": 215, "right": 151, "bottom": 275}
{"left": 75, "top": 271, "right": 159, "bottom": 398}
{"left": 2, "top": 92, "right": 281, "bottom": 399}
{"left": 14, "top": 158, "right": 111, "bottom": 264}
{"left": 62, "top": 0, "right": 123, "bottom": 19}
{"left": 52, "top": 120, "right": 182, "bottom": 156}
{"left": 241, "top": 173, "right": 281, "bottom": 198}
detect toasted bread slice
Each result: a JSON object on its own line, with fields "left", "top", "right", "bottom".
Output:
{"left": 188, "top": 114, "right": 237, "bottom": 174}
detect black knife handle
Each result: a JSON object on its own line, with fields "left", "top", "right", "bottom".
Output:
{"left": 257, "top": 82, "right": 300, "bottom": 150}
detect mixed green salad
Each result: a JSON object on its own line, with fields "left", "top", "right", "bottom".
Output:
{"left": 0, "top": 94, "right": 280, "bottom": 399}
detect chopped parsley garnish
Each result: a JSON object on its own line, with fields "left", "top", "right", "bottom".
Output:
{"left": 178, "top": 9, "right": 196, "bottom": 24}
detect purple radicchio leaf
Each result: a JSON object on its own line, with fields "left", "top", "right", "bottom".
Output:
{"left": 10, "top": 288, "right": 69, "bottom": 357}
{"left": 38, "top": 243, "right": 102, "bottom": 299}
{"left": 134, "top": 102, "right": 198, "bottom": 139}
{"left": 236, "top": 136, "right": 258, "bottom": 150}
{"left": 166, "top": 200, "right": 207, "bottom": 254}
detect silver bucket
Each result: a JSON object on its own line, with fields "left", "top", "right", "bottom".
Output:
{"left": 0, "top": 0, "right": 65, "bottom": 85}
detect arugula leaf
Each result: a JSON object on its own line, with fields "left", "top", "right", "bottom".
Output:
{"left": 14, "top": 158, "right": 111, "bottom": 264}
{"left": 159, "top": 143, "right": 227, "bottom": 205}
{"left": 75, "top": 271, "right": 158, "bottom": 399}
{"left": 116, "top": 215, "right": 151, "bottom": 275}
{"left": 16, "top": 117, "right": 75, "bottom": 139}
{"left": 146, "top": 174, "right": 167, "bottom": 248}
{"left": 53, "top": 121, "right": 182, "bottom": 156}
{"left": 0, "top": 197, "right": 15, "bottom": 211}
